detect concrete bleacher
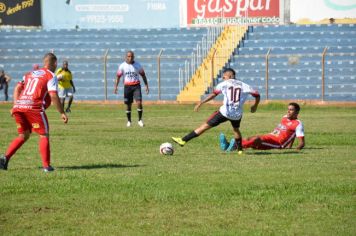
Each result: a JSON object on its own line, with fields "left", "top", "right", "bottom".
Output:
{"left": 0, "top": 27, "right": 207, "bottom": 101}
{"left": 226, "top": 24, "right": 356, "bottom": 101}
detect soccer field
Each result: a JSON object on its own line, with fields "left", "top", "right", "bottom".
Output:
{"left": 0, "top": 103, "right": 355, "bottom": 235}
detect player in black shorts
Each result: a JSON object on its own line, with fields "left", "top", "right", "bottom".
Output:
{"left": 114, "top": 51, "right": 149, "bottom": 127}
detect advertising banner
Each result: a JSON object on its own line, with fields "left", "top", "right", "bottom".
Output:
{"left": 291, "top": 0, "right": 356, "bottom": 22}
{"left": 0, "top": 0, "right": 41, "bottom": 26}
{"left": 42, "top": 0, "right": 179, "bottom": 29}
{"left": 183, "top": 0, "right": 280, "bottom": 26}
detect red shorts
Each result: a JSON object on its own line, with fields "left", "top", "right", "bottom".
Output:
{"left": 258, "top": 134, "right": 282, "bottom": 150}
{"left": 13, "top": 111, "right": 49, "bottom": 135}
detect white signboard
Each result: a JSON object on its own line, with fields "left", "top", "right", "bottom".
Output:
{"left": 291, "top": 0, "right": 356, "bottom": 22}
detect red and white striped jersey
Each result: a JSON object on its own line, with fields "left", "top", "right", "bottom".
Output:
{"left": 271, "top": 115, "right": 304, "bottom": 147}
{"left": 13, "top": 68, "right": 58, "bottom": 112}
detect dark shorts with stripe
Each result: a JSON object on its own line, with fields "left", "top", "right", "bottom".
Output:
{"left": 124, "top": 84, "right": 142, "bottom": 104}
{"left": 206, "top": 111, "right": 241, "bottom": 128}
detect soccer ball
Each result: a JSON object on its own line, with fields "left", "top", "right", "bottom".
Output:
{"left": 160, "top": 142, "right": 174, "bottom": 155}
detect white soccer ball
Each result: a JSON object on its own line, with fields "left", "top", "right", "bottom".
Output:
{"left": 160, "top": 142, "right": 174, "bottom": 155}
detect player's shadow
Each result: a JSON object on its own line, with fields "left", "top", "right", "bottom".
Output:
{"left": 58, "top": 163, "right": 143, "bottom": 170}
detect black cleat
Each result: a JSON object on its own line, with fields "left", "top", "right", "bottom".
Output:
{"left": 0, "top": 155, "right": 9, "bottom": 170}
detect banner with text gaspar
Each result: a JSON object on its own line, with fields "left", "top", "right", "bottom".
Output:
{"left": 180, "top": 0, "right": 281, "bottom": 27}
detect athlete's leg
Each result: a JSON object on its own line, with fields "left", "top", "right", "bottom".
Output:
{"left": 242, "top": 136, "right": 262, "bottom": 149}
{"left": 4, "top": 82, "right": 9, "bottom": 101}
{"left": 39, "top": 134, "right": 51, "bottom": 168}
{"left": 66, "top": 95, "right": 73, "bottom": 112}
{"left": 126, "top": 103, "right": 132, "bottom": 123}
{"left": 60, "top": 98, "right": 65, "bottom": 110}
{"left": 4, "top": 112, "right": 31, "bottom": 167}
{"left": 134, "top": 86, "right": 143, "bottom": 123}
{"left": 172, "top": 111, "right": 225, "bottom": 146}
{"left": 243, "top": 134, "right": 279, "bottom": 150}
{"left": 172, "top": 122, "right": 211, "bottom": 146}
{"left": 5, "top": 131, "right": 30, "bottom": 161}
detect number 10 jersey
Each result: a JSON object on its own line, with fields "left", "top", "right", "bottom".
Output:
{"left": 213, "top": 79, "right": 259, "bottom": 120}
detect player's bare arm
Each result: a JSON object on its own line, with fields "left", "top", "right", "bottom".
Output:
{"left": 194, "top": 93, "right": 217, "bottom": 112}
{"left": 142, "top": 74, "right": 149, "bottom": 94}
{"left": 250, "top": 93, "right": 260, "bottom": 113}
{"left": 50, "top": 92, "right": 68, "bottom": 123}
{"left": 296, "top": 136, "right": 305, "bottom": 150}
{"left": 70, "top": 80, "right": 76, "bottom": 93}
{"left": 114, "top": 75, "right": 121, "bottom": 94}
{"left": 13, "top": 83, "right": 23, "bottom": 103}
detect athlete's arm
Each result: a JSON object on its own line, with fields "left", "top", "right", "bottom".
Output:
{"left": 114, "top": 75, "right": 121, "bottom": 94}
{"left": 296, "top": 136, "right": 305, "bottom": 150}
{"left": 13, "top": 83, "right": 23, "bottom": 103}
{"left": 194, "top": 93, "right": 218, "bottom": 112}
{"left": 285, "top": 137, "right": 295, "bottom": 148}
{"left": 49, "top": 92, "right": 68, "bottom": 123}
{"left": 70, "top": 80, "right": 76, "bottom": 93}
{"left": 250, "top": 92, "right": 260, "bottom": 113}
{"left": 141, "top": 73, "right": 149, "bottom": 94}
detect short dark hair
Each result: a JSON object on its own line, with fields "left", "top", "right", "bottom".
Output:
{"left": 43, "top": 52, "right": 57, "bottom": 63}
{"left": 223, "top": 68, "right": 236, "bottom": 78}
{"left": 289, "top": 102, "right": 300, "bottom": 113}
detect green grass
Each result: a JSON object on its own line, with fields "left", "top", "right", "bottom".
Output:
{"left": 0, "top": 103, "right": 355, "bottom": 235}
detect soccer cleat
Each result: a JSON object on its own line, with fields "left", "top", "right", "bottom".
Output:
{"left": 237, "top": 150, "right": 243, "bottom": 155}
{"left": 43, "top": 166, "right": 55, "bottom": 172}
{"left": 65, "top": 108, "right": 71, "bottom": 113}
{"left": 138, "top": 120, "right": 144, "bottom": 127}
{"left": 226, "top": 138, "right": 237, "bottom": 152}
{"left": 172, "top": 137, "right": 186, "bottom": 147}
{"left": 219, "top": 133, "right": 229, "bottom": 151}
{"left": 0, "top": 155, "right": 8, "bottom": 170}
{"left": 126, "top": 121, "right": 132, "bottom": 127}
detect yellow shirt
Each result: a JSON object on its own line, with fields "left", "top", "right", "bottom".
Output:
{"left": 56, "top": 68, "right": 73, "bottom": 89}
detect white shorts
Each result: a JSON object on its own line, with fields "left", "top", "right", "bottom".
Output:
{"left": 58, "top": 87, "right": 74, "bottom": 98}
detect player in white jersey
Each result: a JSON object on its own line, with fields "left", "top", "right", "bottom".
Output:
{"left": 114, "top": 51, "right": 149, "bottom": 127}
{"left": 172, "top": 68, "right": 260, "bottom": 154}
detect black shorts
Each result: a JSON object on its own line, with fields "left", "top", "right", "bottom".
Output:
{"left": 124, "top": 84, "right": 142, "bottom": 104}
{"left": 206, "top": 111, "right": 241, "bottom": 128}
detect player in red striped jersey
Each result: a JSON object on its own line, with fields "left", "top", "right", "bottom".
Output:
{"left": 220, "top": 102, "right": 305, "bottom": 151}
{"left": 0, "top": 53, "right": 68, "bottom": 172}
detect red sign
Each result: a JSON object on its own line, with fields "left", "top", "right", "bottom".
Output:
{"left": 186, "top": 0, "right": 280, "bottom": 26}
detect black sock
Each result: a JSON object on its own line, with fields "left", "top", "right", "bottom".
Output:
{"left": 235, "top": 138, "right": 242, "bottom": 151}
{"left": 126, "top": 111, "right": 131, "bottom": 122}
{"left": 137, "top": 109, "right": 143, "bottom": 121}
{"left": 182, "top": 131, "right": 198, "bottom": 142}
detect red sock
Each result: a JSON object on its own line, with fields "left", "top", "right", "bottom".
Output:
{"left": 5, "top": 137, "right": 26, "bottom": 160}
{"left": 242, "top": 138, "right": 256, "bottom": 148}
{"left": 39, "top": 136, "right": 50, "bottom": 168}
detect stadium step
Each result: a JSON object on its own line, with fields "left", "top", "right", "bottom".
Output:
{"left": 177, "top": 26, "right": 247, "bottom": 102}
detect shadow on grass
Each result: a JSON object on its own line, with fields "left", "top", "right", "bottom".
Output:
{"left": 57, "top": 163, "right": 143, "bottom": 170}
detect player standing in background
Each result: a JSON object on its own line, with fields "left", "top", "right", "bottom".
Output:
{"left": 56, "top": 60, "right": 76, "bottom": 113}
{"left": 172, "top": 68, "right": 260, "bottom": 154}
{"left": 220, "top": 102, "right": 305, "bottom": 151}
{"left": 114, "top": 50, "right": 149, "bottom": 127}
{"left": 0, "top": 53, "right": 68, "bottom": 172}
{"left": 0, "top": 69, "right": 12, "bottom": 101}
